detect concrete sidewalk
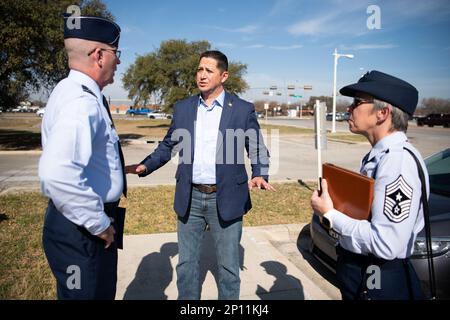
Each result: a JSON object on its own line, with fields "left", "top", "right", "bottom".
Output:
{"left": 116, "top": 223, "right": 341, "bottom": 300}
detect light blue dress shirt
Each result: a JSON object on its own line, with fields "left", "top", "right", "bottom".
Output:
{"left": 39, "top": 70, "right": 124, "bottom": 235}
{"left": 325, "top": 132, "right": 429, "bottom": 260}
{"left": 192, "top": 90, "right": 225, "bottom": 184}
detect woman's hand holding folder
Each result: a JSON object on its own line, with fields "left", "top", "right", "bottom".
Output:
{"left": 311, "top": 178, "right": 334, "bottom": 217}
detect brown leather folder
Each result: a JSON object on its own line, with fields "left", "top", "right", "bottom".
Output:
{"left": 322, "top": 163, "right": 374, "bottom": 220}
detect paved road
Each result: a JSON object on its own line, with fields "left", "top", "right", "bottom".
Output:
{"left": 266, "top": 117, "right": 450, "bottom": 158}
{"left": 0, "top": 137, "right": 370, "bottom": 193}
{"left": 0, "top": 118, "right": 449, "bottom": 193}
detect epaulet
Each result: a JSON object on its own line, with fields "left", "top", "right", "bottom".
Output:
{"left": 82, "top": 85, "right": 97, "bottom": 99}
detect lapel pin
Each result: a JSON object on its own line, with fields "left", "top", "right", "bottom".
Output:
{"left": 228, "top": 101, "right": 233, "bottom": 108}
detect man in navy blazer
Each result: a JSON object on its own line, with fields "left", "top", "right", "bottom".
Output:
{"left": 126, "top": 50, "right": 274, "bottom": 299}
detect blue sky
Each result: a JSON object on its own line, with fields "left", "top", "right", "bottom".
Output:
{"left": 101, "top": 0, "right": 450, "bottom": 105}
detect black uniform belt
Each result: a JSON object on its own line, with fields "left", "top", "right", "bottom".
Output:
{"left": 192, "top": 184, "right": 217, "bottom": 194}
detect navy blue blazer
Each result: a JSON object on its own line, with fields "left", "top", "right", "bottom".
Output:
{"left": 139, "top": 92, "right": 270, "bottom": 221}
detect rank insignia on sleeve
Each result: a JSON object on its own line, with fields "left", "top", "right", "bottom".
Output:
{"left": 384, "top": 175, "right": 413, "bottom": 222}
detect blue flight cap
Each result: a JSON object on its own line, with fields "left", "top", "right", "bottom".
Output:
{"left": 339, "top": 70, "right": 419, "bottom": 115}
{"left": 63, "top": 14, "right": 121, "bottom": 47}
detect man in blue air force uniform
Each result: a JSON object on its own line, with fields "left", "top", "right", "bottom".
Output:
{"left": 311, "top": 71, "right": 428, "bottom": 300}
{"left": 39, "top": 15, "right": 126, "bottom": 299}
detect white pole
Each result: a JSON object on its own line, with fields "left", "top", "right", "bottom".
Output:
{"left": 315, "top": 100, "right": 322, "bottom": 187}
{"left": 332, "top": 48, "right": 338, "bottom": 133}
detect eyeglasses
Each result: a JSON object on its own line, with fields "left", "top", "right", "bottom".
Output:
{"left": 87, "top": 48, "right": 121, "bottom": 59}
{"left": 349, "top": 97, "right": 373, "bottom": 109}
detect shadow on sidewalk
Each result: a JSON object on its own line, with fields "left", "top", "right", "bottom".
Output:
{"left": 123, "top": 242, "right": 178, "bottom": 300}
{"left": 256, "top": 261, "right": 305, "bottom": 300}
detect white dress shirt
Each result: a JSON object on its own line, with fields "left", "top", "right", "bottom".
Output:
{"left": 192, "top": 90, "right": 225, "bottom": 184}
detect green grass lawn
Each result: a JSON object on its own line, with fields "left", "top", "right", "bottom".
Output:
{"left": 0, "top": 182, "right": 314, "bottom": 299}
{"left": 328, "top": 133, "right": 367, "bottom": 143}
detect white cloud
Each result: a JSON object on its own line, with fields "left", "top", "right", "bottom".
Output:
{"left": 244, "top": 44, "right": 303, "bottom": 50}
{"left": 268, "top": 0, "right": 294, "bottom": 16}
{"left": 122, "top": 25, "right": 144, "bottom": 35}
{"left": 245, "top": 44, "right": 265, "bottom": 49}
{"left": 215, "top": 42, "right": 236, "bottom": 48}
{"left": 269, "top": 44, "right": 303, "bottom": 50}
{"left": 340, "top": 43, "right": 397, "bottom": 50}
{"left": 287, "top": 1, "right": 372, "bottom": 37}
{"left": 213, "top": 24, "right": 259, "bottom": 34}
{"left": 389, "top": 0, "right": 450, "bottom": 19}
{"left": 287, "top": 14, "right": 335, "bottom": 36}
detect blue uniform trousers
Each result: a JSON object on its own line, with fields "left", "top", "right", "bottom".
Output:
{"left": 42, "top": 200, "right": 118, "bottom": 300}
{"left": 336, "top": 246, "right": 424, "bottom": 300}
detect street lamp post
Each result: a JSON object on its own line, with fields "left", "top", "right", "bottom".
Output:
{"left": 332, "top": 48, "right": 354, "bottom": 133}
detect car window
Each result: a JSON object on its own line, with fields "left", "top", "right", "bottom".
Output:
{"left": 425, "top": 149, "right": 450, "bottom": 196}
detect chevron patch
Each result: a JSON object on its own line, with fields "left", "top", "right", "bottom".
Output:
{"left": 384, "top": 175, "right": 413, "bottom": 223}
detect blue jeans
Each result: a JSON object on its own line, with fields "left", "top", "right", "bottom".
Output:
{"left": 176, "top": 187, "right": 243, "bottom": 300}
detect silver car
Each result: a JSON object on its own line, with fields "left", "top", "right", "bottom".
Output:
{"left": 147, "top": 110, "right": 172, "bottom": 119}
{"left": 309, "top": 148, "right": 450, "bottom": 299}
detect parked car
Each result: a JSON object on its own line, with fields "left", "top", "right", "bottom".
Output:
{"left": 36, "top": 108, "right": 45, "bottom": 118}
{"left": 11, "top": 107, "right": 23, "bottom": 113}
{"left": 309, "top": 148, "right": 450, "bottom": 299}
{"left": 147, "top": 110, "right": 172, "bottom": 119}
{"left": 126, "top": 108, "right": 152, "bottom": 116}
{"left": 416, "top": 113, "right": 450, "bottom": 128}
{"left": 326, "top": 112, "right": 346, "bottom": 121}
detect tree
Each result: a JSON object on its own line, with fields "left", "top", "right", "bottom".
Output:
{"left": 122, "top": 40, "right": 249, "bottom": 111}
{"left": 306, "top": 96, "right": 333, "bottom": 110}
{"left": 417, "top": 97, "right": 450, "bottom": 115}
{"left": 0, "top": 0, "right": 113, "bottom": 109}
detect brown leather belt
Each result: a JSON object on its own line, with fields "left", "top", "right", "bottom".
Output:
{"left": 192, "top": 183, "right": 217, "bottom": 194}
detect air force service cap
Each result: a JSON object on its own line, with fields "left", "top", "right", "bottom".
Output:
{"left": 63, "top": 14, "right": 121, "bottom": 47}
{"left": 339, "top": 70, "right": 418, "bottom": 115}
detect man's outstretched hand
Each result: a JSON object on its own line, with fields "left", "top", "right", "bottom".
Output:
{"left": 248, "top": 176, "right": 276, "bottom": 191}
{"left": 125, "top": 164, "right": 147, "bottom": 175}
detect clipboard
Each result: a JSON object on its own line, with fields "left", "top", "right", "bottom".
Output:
{"left": 322, "top": 163, "right": 374, "bottom": 220}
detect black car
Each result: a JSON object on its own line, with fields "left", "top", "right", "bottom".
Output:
{"left": 309, "top": 148, "right": 450, "bottom": 299}
{"left": 416, "top": 113, "right": 450, "bottom": 128}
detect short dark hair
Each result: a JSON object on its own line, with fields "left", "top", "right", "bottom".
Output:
{"left": 199, "top": 50, "right": 228, "bottom": 72}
